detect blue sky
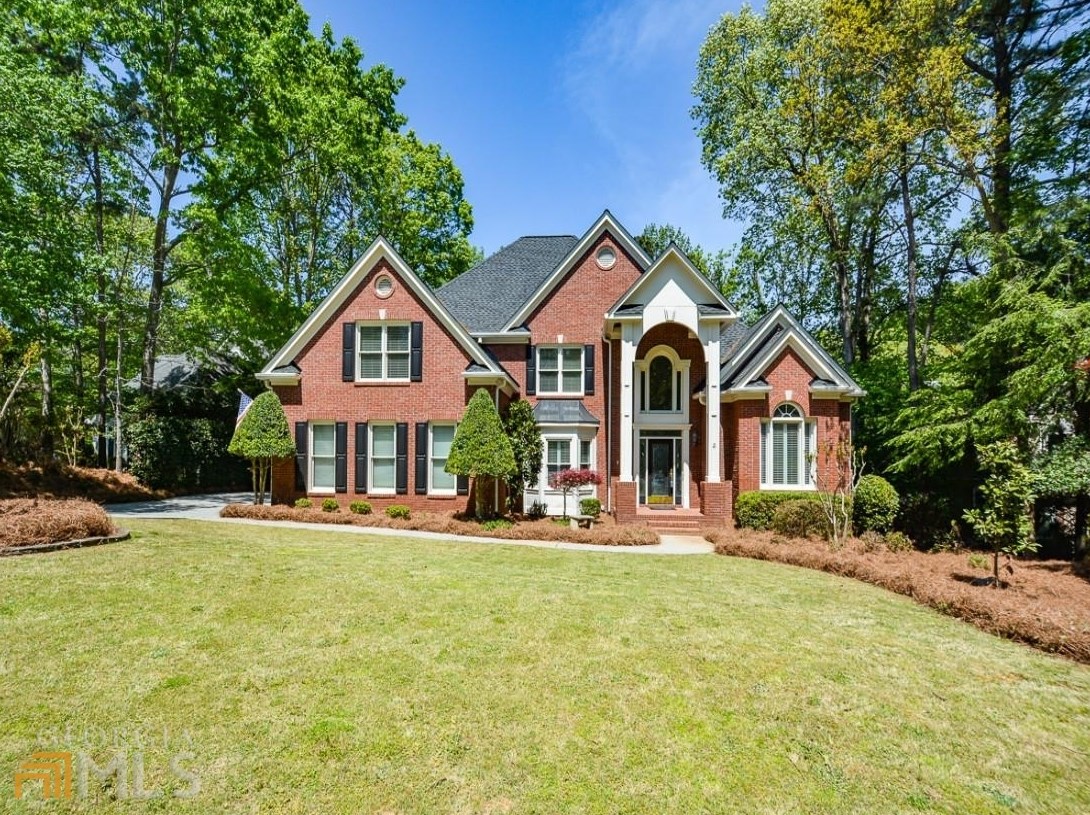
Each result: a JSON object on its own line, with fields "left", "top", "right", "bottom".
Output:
{"left": 303, "top": 0, "right": 746, "bottom": 256}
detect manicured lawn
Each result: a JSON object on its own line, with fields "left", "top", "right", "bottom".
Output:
{"left": 1, "top": 521, "right": 1088, "bottom": 813}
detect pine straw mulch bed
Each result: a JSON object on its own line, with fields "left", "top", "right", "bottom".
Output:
{"left": 221, "top": 504, "right": 660, "bottom": 547}
{"left": 0, "top": 462, "right": 165, "bottom": 503}
{"left": 707, "top": 528, "right": 1090, "bottom": 664}
{"left": 0, "top": 498, "right": 117, "bottom": 549}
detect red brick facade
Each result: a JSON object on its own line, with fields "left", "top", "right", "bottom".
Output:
{"left": 262, "top": 226, "right": 857, "bottom": 523}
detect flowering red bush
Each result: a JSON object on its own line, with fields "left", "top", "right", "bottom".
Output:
{"left": 548, "top": 469, "right": 602, "bottom": 517}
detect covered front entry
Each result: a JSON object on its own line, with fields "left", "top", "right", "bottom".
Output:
{"left": 638, "top": 430, "right": 684, "bottom": 506}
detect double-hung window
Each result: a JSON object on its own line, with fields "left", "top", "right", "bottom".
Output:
{"left": 579, "top": 440, "right": 592, "bottom": 470}
{"left": 760, "top": 404, "right": 816, "bottom": 488}
{"left": 546, "top": 439, "right": 571, "bottom": 483}
{"left": 429, "top": 424, "right": 457, "bottom": 495}
{"left": 358, "top": 323, "right": 410, "bottom": 381}
{"left": 538, "top": 346, "right": 583, "bottom": 395}
{"left": 370, "top": 424, "right": 397, "bottom": 494}
{"left": 310, "top": 423, "right": 336, "bottom": 492}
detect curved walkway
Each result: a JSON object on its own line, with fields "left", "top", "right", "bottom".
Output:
{"left": 105, "top": 494, "right": 714, "bottom": 555}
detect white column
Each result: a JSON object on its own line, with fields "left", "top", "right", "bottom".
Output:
{"left": 619, "top": 324, "right": 637, "bottom": 481}
{"left": 702, "top": 325, "right": 721, "bottom": 483}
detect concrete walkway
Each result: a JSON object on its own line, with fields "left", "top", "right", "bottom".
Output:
{"left": 105, "top": 494, "right": 714, "bottom": 555}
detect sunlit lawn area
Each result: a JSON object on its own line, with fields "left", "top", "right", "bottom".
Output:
{"left": 1, "top": 520, "right": 1088, "bottom": 813}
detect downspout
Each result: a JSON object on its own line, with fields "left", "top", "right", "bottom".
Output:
{"left": 605, "top": 330, "right": 612, "bottom": 514}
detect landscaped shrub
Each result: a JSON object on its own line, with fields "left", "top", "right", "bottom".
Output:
{"left": 0, "top": 498, "right": 115, "bottom": 548}
{"left": 321, "top": 498, "right": 339, "bottom": 513}
{"left": 883, "top": 530, "right": 914, "bottom": 552}
{"left": 385, "top": 504, "right": 411, "bottom": 520}
{"left": 480, "top": 518, "right": 513, "bottom": 531}
{"left": 349, "top": 500, "right": 372, "bottom": 515}
{"left": 853, "top": 475, "right": 900, "bottom": 532}
{"left": 579, "top": 498, "right": 601, "bottom": 518}
{"left": 859, "top": 530, "right": 886, "bottom": 553}
{"left": 735, "top": 491, "right": 822, "bottom": 530}
{"left": 527, "top": 501, "right": 548, "bottom": 519}
{"left": 770, "top": 499, "right": 830, "bottom": 539}
{"left": 127, "top": 415, "right": 244, "bottom": 491}
{"left": 294, "top": 497, "right": 312, "bottom": 509}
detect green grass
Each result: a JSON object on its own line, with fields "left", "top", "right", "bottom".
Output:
{"left": 1, "top": 521, "right": 1088, "bottom": 814}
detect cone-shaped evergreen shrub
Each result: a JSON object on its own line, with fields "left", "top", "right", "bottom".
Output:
{"left": 228, "top": 391, "right": 295, "bottom": 504}
{"left": 447, "top": 388, "right": 517, "bottom": 517}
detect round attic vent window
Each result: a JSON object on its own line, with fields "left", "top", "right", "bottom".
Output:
{"left": 374, "top": 274, "right": 394, "bottom": 299}
{"left": 596, "top": 246, "right": 617, "bottom": 269}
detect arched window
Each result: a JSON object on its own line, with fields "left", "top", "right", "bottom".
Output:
{"left": 760, "top": 403, "right": 816, "bottom": 488}
{"left": 648, "top": 356, "right": 674, "bottom": 411}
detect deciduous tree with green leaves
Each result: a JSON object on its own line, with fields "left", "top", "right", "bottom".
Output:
{"left": 502, "top": 399, "right": 542, "bottom": 513}
{"left": 446, "top": 389, "right": 516, "bottom": 519}
{"left": 228, "top": 391, "right": 295, "bottom": 505}
{"left": 963, "top": 440, "right": 1038, "bottom": 587}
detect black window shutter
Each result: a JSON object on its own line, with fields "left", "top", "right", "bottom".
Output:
{"left": 354, "top": 422, "right": 368, "bottom": 493}
{"left": 342, "top": 322, "right": 355, "bottom": 381}
{"left": 584, "top": 344, "right": 596, "bottom": 395}
{"left": 294, "top": 421, "right": 308, "bottom": 490}
{"left": 395, "top": 422, "right": 408, "bottom": 494}
{"left": 525, "top": 344, "right": 536, "bottom": 395}
{"left": 334, "top": 422, "right": 348, "bottom": 493}
{"left": 457, "top": 474, "right": 469, "bottom": 496}
{"left": 415, "top": 422, "right": 428, "bottom": 494}
{"left": 410, "top": 321, "right": 423, "bottom": 382}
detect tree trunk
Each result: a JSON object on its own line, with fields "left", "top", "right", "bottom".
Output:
{"left": 141, "top": 164, "right": 179, "bottom": 392}
{"left": 474, "top": 475, "right": 490, "bottom": 519}
{"left": 900, "top": 145, "right": 921, "bottom": 391}
{"left": 92, "top": 145, "right": 109, "bottom": 466}
{"left": 39, "top": 348, "right": 54, "bottom": 461}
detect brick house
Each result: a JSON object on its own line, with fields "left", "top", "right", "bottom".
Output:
{"left": 258, "top": 211, "right": 863, "bottom": 525}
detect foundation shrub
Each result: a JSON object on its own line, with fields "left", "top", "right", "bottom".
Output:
{"left": 770, "top": 499, "right": 830, "bottom": 539}
{"left": 735, "top": 491, "right": 822, "bottom": 530}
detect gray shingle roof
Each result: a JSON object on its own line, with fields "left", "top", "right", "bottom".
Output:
{"left": 532, "top": 400, "right": 600, "bottom": 425}
{"left": 718, "top": 319, "right": 752, "bottom": 364}
{"left": 435, "top": 236, "right": 578, "bottom": 332}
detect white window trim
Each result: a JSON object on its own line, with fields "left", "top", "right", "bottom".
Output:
{"left": 357, "top": 321, "right": 411, "bottom": 383}
{"left": 428, "top": 422, "right": 457, "bottom": 496}
{"left": 309, "top": 421, "right": 336, "bottom": 494}
{"left": 539, "top": 433, "right": 596, "bottom": 493}
{"left": 759, "top": 404, "right": 817, "bottom": 490}
{"left": 635, "top": 346, "right": 690, "bottom": 419}
{"left": 369, "top": 423, "right": 397, "bottom": 495}
{"left": 536, "top": 345, "right": 584, "bottom": 396}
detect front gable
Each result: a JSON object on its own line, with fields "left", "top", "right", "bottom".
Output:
{"left": 259, "top": 238, "right": 512, "bottom": 389}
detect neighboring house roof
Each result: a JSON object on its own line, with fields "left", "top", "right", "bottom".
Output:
{"left": 124, "top": 354, "right": 232, "bottom": 391}
{"left": 435, "top": 236, "right": 578, "bottom": 333}
{"left": 258, "top": 237, "right": 514, "bottom": 388}
{"left": 533, "top": 399, "right": 600, "bottom": 425}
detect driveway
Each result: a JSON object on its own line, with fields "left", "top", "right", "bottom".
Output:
{"left": 105, "top": 494, "right": 714, "bottom": 555}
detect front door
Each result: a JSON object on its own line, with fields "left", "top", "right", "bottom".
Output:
{"left": 646, "top": 438, "right": 675, "bottom": 505}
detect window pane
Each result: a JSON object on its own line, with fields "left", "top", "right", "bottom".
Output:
{"left": 312, "top": 425, "right": 335, "bottom": 457}
{"left": 538, "top": 347, "right": 558, "bottom": 370}
{"left": 804, "top": 421, "right": 812, "bottom": 485}
{"left": 359, "top": 326, "right": 382, "bottom": 353}
{"left": 387, "top": 353, "right": 410, "bottom": 379}
{"left": 431, "top": 461, "right": 455, "bottom": 490}
{"left": 372, "top": 458, "right": 395, "bottom": 489}
{"left": 432, "top": 425, "right": 455, "bottom": 457}
{"left": 580, "top": 440, "right": 592, "bottom": 469}
{"left": 760, "top": 422, "right": 768, "bottom": 484}
{"left": 359, "top": 353, "right": 382, "bottom": 379}
{"left": 372, "top": 426, "right": 395, "bottom": 457}
{"left": 312, "top": 458, "right": 335, "bottom": 489}
{"left": 387, "top": 325, "right": 409, "bottom": 352}
{"left": 561, "top": 347, "right": 582, "bottom": 370}
{"left": 547, "top": 440, "right": 566, "bottom": 465}
{"left": 649, "top": 356, "right": 673, "bottom": 411}
{"left": 785, "top": 423, "right": 800, "bottom": 484}
{"left": 772, "top": 423, "right": 786, "bottom": 484}
{"left": 539, "top": 371, "right": 559, "bottom": 393}
{"left": 561, "top": 371, "right": 582, "bottom": 393}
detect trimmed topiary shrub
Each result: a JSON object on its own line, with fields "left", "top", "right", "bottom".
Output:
{"left": 735, "top": 491, "right": 822, "bottom": 530}
{"left": 579, "top": 497, "right": 602, "bottom": 518}
{"left": 853, "top": 474, "right": 900, "bottom": 533}
{"left": 770, "top": 499, "right": 830, "bottom": 539}
{"left": 447, "top": 388, "right": 517, "bottom": 518}
{"left": 227, "top": 391, "right": 296, "bottom": 505}
{"left": 294, "top": 497, "right": 312, "bottom": 509}
{"left": 321, "top": 498, "right": 339, "bottom": 513}
{"left": 349, "top": 500, "right": 372, "bottom": 515}
{"left": 385, "top": 504, "right": 411, "bottom": 520}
